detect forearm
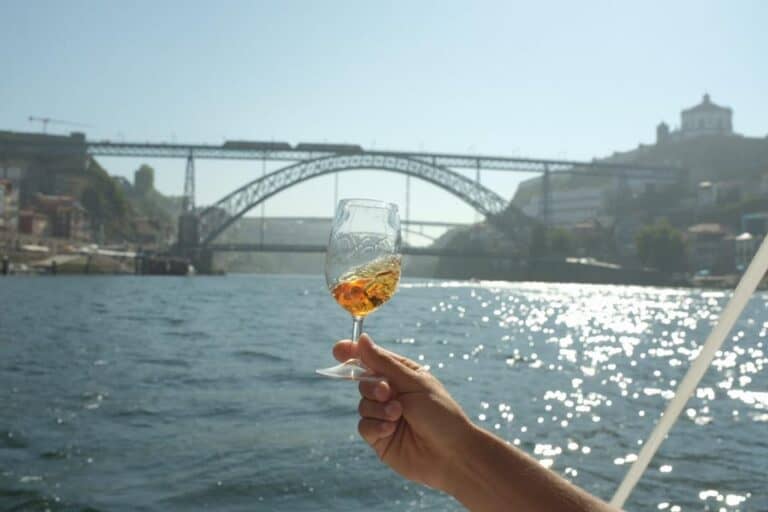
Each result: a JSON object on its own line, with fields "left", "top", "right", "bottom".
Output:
{"left": 442, "top": 424, "right": 618, "bottom": 512}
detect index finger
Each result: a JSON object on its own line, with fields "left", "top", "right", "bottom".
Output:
{"left": 333, "top": 339, "right": 359, "bottom": 363}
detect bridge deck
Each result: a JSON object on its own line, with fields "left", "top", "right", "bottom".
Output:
{"left": 239, "top": 216, "right": 468, "bottom": 228}
{"left": 81, "top": 142, "right": 682, "bottom": 176}
{"left": 209, "top": 243, "right": 513, "bottom": 258}
{"left": 0, "top": 136, "right": 684, "bottom": 176}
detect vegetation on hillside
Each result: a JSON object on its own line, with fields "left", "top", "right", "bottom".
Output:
{"left": 635, "top": 219, "right": 686, "bottom": 273}
{"left": 79, "top": 161, "right": 181, "bottom": 245}
{"left": 81, "top": 158, "right": 134, "bottom": 241}
{"left": 511, "top": 134, "right": 768, "bottom": 231}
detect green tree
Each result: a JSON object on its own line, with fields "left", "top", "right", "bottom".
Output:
{"left": 548, "top": 228, "right": 573, "bottom": 256}
{"left": 635, "top": 220, "right": 686, "bottom": 273}
{"left": 81, "top": 158, "right": 134, "bottom": 241}
{"left": 528, "top": 225, "right": 574, "bottom": 258}
{"left": 529, "top": 225, "right": 548, "bottom": 259}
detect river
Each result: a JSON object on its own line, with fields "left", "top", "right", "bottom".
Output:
{"left": 1, "top": 275, "right": 766, "bottom": 510}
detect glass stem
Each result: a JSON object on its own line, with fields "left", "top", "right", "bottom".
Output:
{"left": 351, "top": 316, "right": 364, "bottom": 342}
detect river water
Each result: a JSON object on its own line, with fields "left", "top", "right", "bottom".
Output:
{"left": 1, "top": 275, "right": 766, "bottom": 511}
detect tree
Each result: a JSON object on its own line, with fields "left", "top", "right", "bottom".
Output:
{"left": 548, "top": 228, "right": 573, "bottom": 256}
{"left": 635, "top": 220, "right": 686, "bottom": 273}
{"left": 528, "top": 225, "right": 574, "bottom": 258}
{"left": 81, "top": 158, "right": 134, "bottom": 241}
{"left": 529, "top": 225, "right": 548, "bottom": 259}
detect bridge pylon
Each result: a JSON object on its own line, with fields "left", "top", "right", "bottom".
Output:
{"left": 182, "top": 151, "right": 196, "bottom": 213}
{"left": 175, "top": 215, "right": 214, "bottom": 273}
{"left": 177, "top": 213, "right": 200, "bottom": 249}
{"left": 175, "top": 151, "right": 215, "bottom": 272}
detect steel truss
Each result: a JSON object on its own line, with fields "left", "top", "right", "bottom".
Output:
{"left": 83, "top": 141, "right": 681, "bottom": 176}
{"left": 198, "top": 154, "right": 509, "bottom": 245}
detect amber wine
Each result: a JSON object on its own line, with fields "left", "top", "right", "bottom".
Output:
{"left": 331, "top": 255, "right": 402, "bottom": 317}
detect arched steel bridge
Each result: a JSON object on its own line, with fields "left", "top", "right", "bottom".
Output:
{"left": 4, "top": 136, "right": 685, "bottom": 249}
{"left": 197, "top": 153, "right": 508, "bottom": 246}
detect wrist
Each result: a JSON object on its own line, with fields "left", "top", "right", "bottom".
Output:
{"left": 438, "top": 422, "right": 490, "bottom": 496}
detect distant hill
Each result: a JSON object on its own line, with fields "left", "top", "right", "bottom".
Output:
{"left": 513, "top": 133, "right": 768, "bottom": 208}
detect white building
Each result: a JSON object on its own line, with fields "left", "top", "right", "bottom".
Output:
{"left": 657, "top": 94, "right": 735, "bottom": 143}
{"left": 681, "top": 94, "right": 733, "bottom": 137}
{"left": 734, "top": 232, "right": 759, "bottom": 272}
{"left": 522, "top": 187, "right": 608, "bottom": 226}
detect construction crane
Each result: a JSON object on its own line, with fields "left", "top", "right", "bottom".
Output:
{"left": 28, "top": 116, "right": 90, "bottom": 133}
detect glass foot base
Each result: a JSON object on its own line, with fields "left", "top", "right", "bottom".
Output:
{"left": 316, "top": 358, "right": 384, "bottom": 382}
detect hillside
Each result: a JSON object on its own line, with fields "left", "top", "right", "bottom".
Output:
{"left": 81, "top": 160, "right": 181, "bottom": 245}
{"left": 513, "top": 133, "right": 768, "bottom": 208}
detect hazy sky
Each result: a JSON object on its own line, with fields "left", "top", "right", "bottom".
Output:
{"left": 2, "top": 1, "right": 766, "bottom": 224}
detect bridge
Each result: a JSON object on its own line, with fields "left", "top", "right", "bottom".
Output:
{"left": 84, "top": 140, "right": 681, "bottom": 242}
{"left": 209, "top": 243, "right": 499, "bottom": 258}
{"left": 1, "top": 135, "right": 685, "bottom": 270}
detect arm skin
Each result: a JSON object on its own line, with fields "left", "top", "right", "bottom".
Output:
{"left": 333, "top": 334, "right": 619, "bottom": 512}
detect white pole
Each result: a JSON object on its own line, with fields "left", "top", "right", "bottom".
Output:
{"left": 611, "top": 233, "right": 768, "bottom": 508}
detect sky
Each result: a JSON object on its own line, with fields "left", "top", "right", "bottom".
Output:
{"left": 1, "top": 0, "right": 766, "bottom": 225}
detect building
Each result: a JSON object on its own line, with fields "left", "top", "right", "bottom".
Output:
{"left": 657, "top": 94, "right": 735, "bottom": 144}
{"left": 733, "top": 232, "right": 759, "bottom": 272}
{"left": 697, "top": 180, "right": 744, "bottom": 208}
{"left": 687, "top": 223, "right": 732, "bottom": 273}
{"left": 134, "top": 165, "right": 155, "bottom": 195}
{"left": 18, "top": 210, "right": 48, "bottom": 236}
{"left": 0, "top": 179, "right": 19, "bottom": 233}
{"left": 680, "top": 94, "right": 733, "bottom": 138}
{"left": 742, "top": 212, "right": 768, "bottom": 236}
{"left": 34, "top": 194, "right": 90, "bottom": 241}
{"left": 521, "top": 187, "right": 608, "bottom": 226}
{"left": 0, "top": 130, "right": 88, "bottom": 207}
{"left": 697, "top": 181, "right": 716, "bottom": 207}
{"left": 0, "top": 165, "right": 24, "bottom": 189}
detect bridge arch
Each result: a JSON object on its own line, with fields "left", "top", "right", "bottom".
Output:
{"left": 197, "top": 153, "right": 509, "bottom": 245}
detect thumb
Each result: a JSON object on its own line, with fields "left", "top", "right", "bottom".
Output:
{"left": 358, "top": 334, "right": 422, "bottom": 392}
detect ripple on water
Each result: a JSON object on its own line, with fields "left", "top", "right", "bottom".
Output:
{"left": 231, "top": 349, "right": 287, "bottom": 363}
{"left": 418, "top": 281, "right": 768, "bottom": 510}
{"left": 134, "top": 357, "right": 191, "bottom": 368}
{"left": 2, "top": 277, "right": 767, "bottom": 511}
{"left": 0, "top": 431, "right": 28, "bottom": 449}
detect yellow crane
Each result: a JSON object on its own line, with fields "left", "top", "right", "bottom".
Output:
{"left": 28, "top": 116, "right": 90, "bottom": 133}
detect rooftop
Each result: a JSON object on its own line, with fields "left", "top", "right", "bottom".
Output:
{"left": 688, "top": 223, "right": 729, "bottom": 235}
{"left": 682, "top": 94, "right": 732, "bottom": 115}
{"left": 734, "top": 232, "right": 754, "bottom": 241}
{"left": 35, "top": 193, "right": 86, "bottom": 212}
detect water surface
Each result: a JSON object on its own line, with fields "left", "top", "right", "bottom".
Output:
{"left": 1, "top": 276, "right": 766, "bottom": 510}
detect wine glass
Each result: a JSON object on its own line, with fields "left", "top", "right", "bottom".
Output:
{"left": 316, "top": 198, "right": 402, "bottom": 381}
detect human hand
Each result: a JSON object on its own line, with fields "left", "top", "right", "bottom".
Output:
{"left": 332, "top": 334, "right": 474, "bottom": 491}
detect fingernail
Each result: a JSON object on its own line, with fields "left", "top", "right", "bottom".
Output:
{"left": 385, "top": 401, "right": 401, "bottom": 418}
{"left": 380, "top": 421, "right": 395, "bottom": 434}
